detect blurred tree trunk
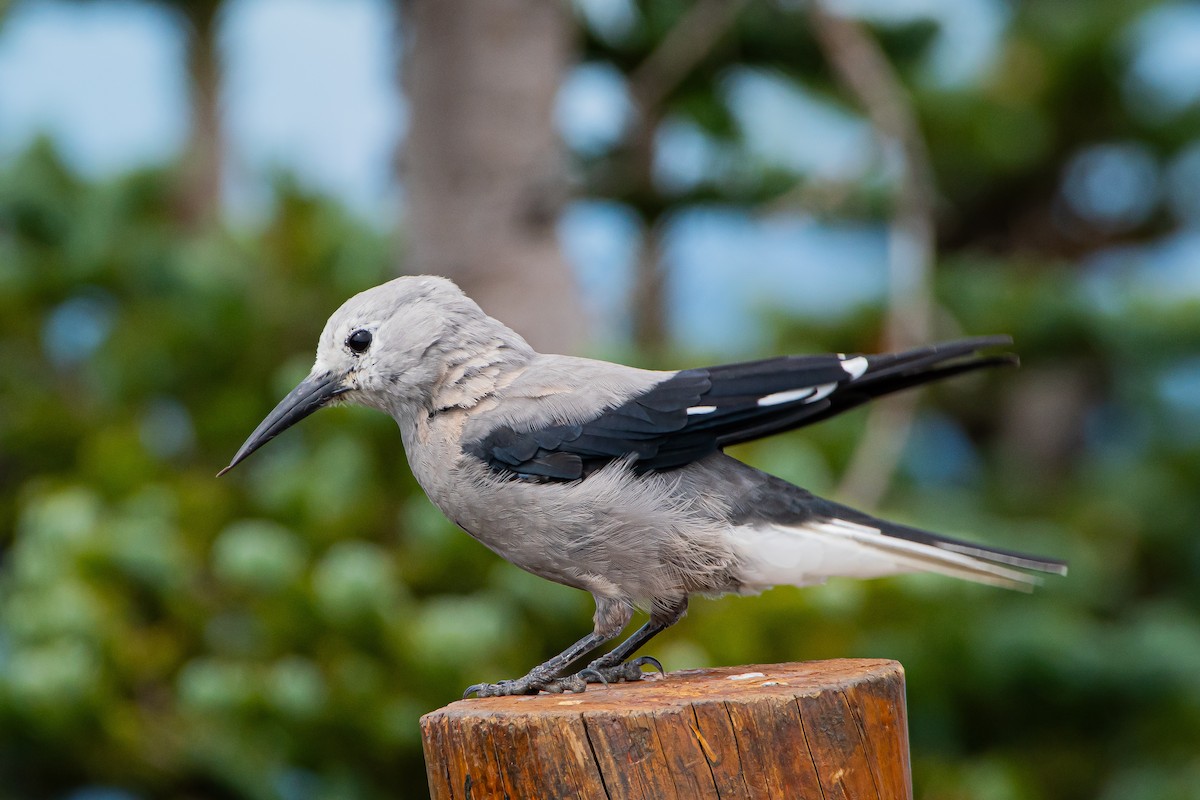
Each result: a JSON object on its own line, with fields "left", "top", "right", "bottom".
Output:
{"left": 398, "top": 0, "right": 585, "bottom": 354}
{"left": 176, "top": 0, "right": 224, "bottom": 227}
{"left": 628, "top": 107, "right": 668, "bottom": 358}
{"left": 624, "top": 0, "right": 749, "bottom": 359}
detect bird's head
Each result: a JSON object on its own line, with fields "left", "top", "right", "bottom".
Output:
{"left": 219, "top": 275, "right": 514, "bottom": 476}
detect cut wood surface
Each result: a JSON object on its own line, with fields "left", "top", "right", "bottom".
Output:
{"left": 421, "top": 659, "right": 911, "bottom": 799}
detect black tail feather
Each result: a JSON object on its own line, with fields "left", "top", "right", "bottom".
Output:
{"left": 801, "top": 491, "right": 1070, "bottom": 578}
{"left": 873, "top": 517, "right": 1069, "bottom": 575}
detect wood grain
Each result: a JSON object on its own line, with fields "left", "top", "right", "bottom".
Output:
{"left": 421, "top": 659, "right": 912, "bottom": 799}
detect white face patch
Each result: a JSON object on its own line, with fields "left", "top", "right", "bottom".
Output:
{"left": 686, "top": 405, "right": 718, "bottom": 415}
{"left": 756, "top": 387, "right": 816, "bottom": 407}
{"left": 840, "top": 355, "right": 869, "bottom": 380}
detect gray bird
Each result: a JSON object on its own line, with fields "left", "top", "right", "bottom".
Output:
{"left": 221, "top": 275, "right": 1066, "bottom": 697}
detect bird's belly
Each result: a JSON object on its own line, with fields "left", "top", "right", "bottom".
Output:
{"left": 412, "top": 456, "right": 738, "bottom": 601}
{"left": 421, "top": 474, "right": 613, "bottom": 592}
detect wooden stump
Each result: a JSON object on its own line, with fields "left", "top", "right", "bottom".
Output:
{"left": 421, "top": 659, "right": 911, "bottom": 799}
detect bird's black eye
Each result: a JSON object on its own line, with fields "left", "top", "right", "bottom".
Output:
{"left": 346, "top": 329, "right": 373, "bottom": 354}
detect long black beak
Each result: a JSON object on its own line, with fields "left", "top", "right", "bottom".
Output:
{"left": 218, "top": 371, "right": 346, "bottom": 476}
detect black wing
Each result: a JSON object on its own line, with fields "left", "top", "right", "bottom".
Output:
{"left": 466, "top": 336, "right": 1015, "bottom": 482}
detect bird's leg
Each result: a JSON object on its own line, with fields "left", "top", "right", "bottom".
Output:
{"left": 462, "top": 631, "right": 611, "bottom": 698}
{"left": 463, "top": 597, "right": 632, "bottom": 698}
{"left": 550, "top": 597, "right": 688, "bottom": 690}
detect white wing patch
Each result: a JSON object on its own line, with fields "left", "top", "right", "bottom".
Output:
{"left": 686, "top": 405, "right": 718, "bottom": 415}
{"left": 757, "top": 387, "right": 817, "bottom": 407}
{"left": 840, "top": 355, "right": 869, "bottom": 380}
{"left": 808, "top": 382, "right": 838, "bottom": 402}
{"left": 757, "top": 378, "right": 844, "bottom": 408}
{"left": 729, "top": 518, "right": 1036, "bottom": 591}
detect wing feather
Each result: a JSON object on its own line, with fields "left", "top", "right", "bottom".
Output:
{"left": 465, "top": 337, "right": 1014, "bottom": 481}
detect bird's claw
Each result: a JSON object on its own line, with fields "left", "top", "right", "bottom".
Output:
{"left": 629, "top": 655, "right": 664, "bottom": 676}
{"left": 578, "top": 667, "right": 609, "bottom": 687}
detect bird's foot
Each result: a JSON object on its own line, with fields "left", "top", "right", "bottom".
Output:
{"left": 462, "top": 662, "right": 580, "bottom": 698}
{"left": 462, "top": 656, "right": 665, "bottom": 698}
{"left": 462, "top": 675, "right": 551, "bottom": 698}
{"left": 542, "top": 655, "right": 666, "bottom": 694}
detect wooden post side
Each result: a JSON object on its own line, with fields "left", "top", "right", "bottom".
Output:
{"left": 420, "top": 659, "right": 911, "bottom": 799}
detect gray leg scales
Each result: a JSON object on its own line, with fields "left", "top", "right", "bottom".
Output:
{"left": 463, "top": 600, "right": 684, "bottom": 698}
{"left": 463, "top": 630, "right": 610, "bottom": 698}
{"left": 540, "top": 616, "right": 674, "bottom": 693}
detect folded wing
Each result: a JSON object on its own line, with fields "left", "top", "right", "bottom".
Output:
{"left": 465, "top": 336, "right": 1015, "bottom": 482}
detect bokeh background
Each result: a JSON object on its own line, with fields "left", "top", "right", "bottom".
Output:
{"left": 2, "top": 0, "right": 1200, "bottom": 797}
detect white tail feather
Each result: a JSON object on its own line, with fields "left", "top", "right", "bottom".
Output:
{"left": 731, "top": 519, "right": 1038, "bottom": 592}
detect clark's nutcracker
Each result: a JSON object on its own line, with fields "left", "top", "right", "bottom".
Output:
{"left": 221, "top": 275, "right": 1066, "bottom": 697}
